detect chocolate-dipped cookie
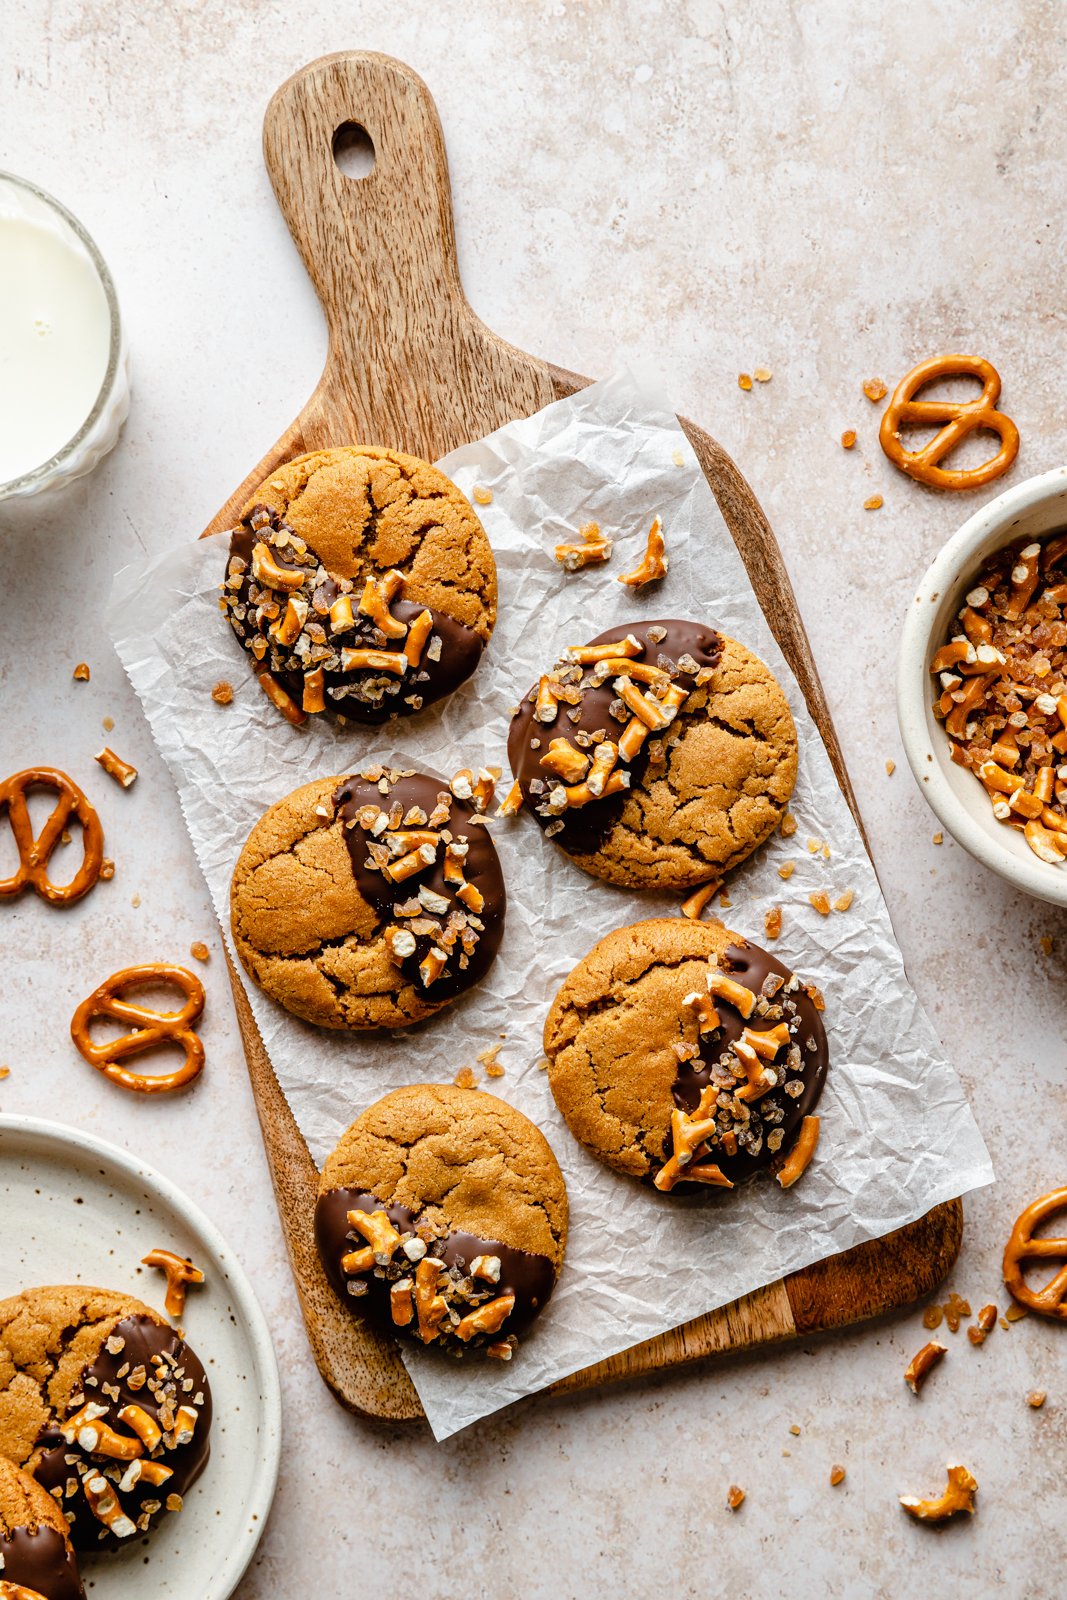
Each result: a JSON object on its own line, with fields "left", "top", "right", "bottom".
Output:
{"left": 219, "top": 446, "right": 495, "bottom": 725}
{"left": 507, "top": 620, "right": 798, "bottom": 890}
{"left": 230, "top": 765, "right": 507, "bottom": 1030}
{"left": 0, "top": 1459, "right": 83, "bottom": 1600}
{"left": 544, "top": 917, "right": 827, "bottom": 1192}
{"left": 315, "top": 1085, "right": 568, "bottom": 1359}
{"left": 0, "top": 1287, "right": 212, "bottom": 1553}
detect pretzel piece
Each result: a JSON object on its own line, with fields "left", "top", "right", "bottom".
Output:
{"left": 617, "top": 516, "right": 668, "bottom": 588}
{"left": 774, "top": 1115, "right": 821, "bottom": 1189}
{"left": 142, "top": 1247, "right": 205, "bottom": 1318}
{"left": 879, "top": 354, "right": 1019, "bottom": 490}
{"left": 1002, "top": 1185, "right": 1067, "bottom": 1320}
{"left": 0, "top": 767, "right": 105, "bottom": 905}
{"left": 70, "top": 964, "right": 206, "bottom": 1094}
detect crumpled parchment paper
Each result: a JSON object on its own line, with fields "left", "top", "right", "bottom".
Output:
{"left": 108, "top": 369, "right": 993, "bottom": 1441}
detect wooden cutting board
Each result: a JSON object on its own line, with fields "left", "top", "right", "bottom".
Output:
{"left": 203, "top": 50, "right": 962, "bottom": 1423}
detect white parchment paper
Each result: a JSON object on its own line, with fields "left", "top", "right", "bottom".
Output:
{"left": 108, "top": 370, "right": 993, "bottom": 1441}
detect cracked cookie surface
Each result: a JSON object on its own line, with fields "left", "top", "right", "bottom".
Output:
{"left": 315, "top": 1085, "right": 568, "bottom": 1355}
{"left": 230, "top": 769, "right": 507, "bottom": 1031}
{"left": 0, "top": 1287, "right": 211, "bottom": 1553}
{"left": 221, "top": 446, "right": 496, "bottom": 725}
{"left": 544, "top": 918, "right": 828, "bottom": 1188}
{"left": 507, "top": 620, "right": 798, "bottom": 890}
{"left": 0, "top": 1458, "right": 84, "bottom": 1600}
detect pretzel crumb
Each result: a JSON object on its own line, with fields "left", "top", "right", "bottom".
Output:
{"left": 102, "top": 715, "right": 114, "bottom": 732}
{"left": 680, "top": 881, "right": 720, "bottom": 919}
{"left": 753, "top": 367, "right": 773, "bottom": 383}
{"left": 453, "top": 1065, "right": 477, "bottom": 1089}
{"left": 130, "top": 894, "right": 141, "bottom": 909}
{"left": 211, "top": 681, "right": 234, "bottom": 705}
{"left": 1005, "top": 1303, "right": 1028, "bottom": 1323}
{"left": 737, "top": 373, "right": 752, "bottom": 391}
{"left": 807, "top": 837, "right": 821, "bottom": 854}
{"left": 717, "top": 891, "right": 732, "bottom": 909}
{"left": 885, "top": 759, "right": 896, "bottom": 775}
{"left": 830, "top": 1465, "right": 846, "bottom": 1487}
{"left": 863, "top": 378, "right": 887, "bottom": 402}
{"left": 809, "top": 891, "right": 831, "bottom": 916}
{"left": 73, "top": 662, "right": 90, "bottom": 681}
{"left": 100, "top": 858, "right": 115, "bottom": 880}
{"left": 932, "top": 831, "right": 944, "bottom": 845}
{"left": 780, "top": 812, "right": 797, "bottom": 838}
{"left": 618, "top": 515, "right": 668, "bottom": 588}
{"left": 1027, "top": 1390, "right": 1047, "bottom": 1408}
{"left": 864, "top": 495, "right": 884, "bottom": 511}
{"left": 0, "top": 1066, "right": 9, "bottom": 1082}
{"left": 726, "top": 1485, "right": 746, "bottom": 1510}
{"left": 778, "top": 861, "right": 795, "bottom": 880}
{"left": 943, "top": 1292, "right": 971, "bottom": 1333}
{"left": 555, "top": 522, "right": 613, "bottom": 572}
{"left": 833, "top": 889, "right": 854, "bottom": 911}
{"left": 764, "top": 906, "right": 782, "bottom": 939}
{"left": 922, "top": 1303, "right": 944, "bottom": 1331}
{"left": 904, "top": 1340, "right": 946, "bottom": 1394}
{"left": 189, "top": 942, "right": 210, "bottom": 963}
{"left": 1040, "top": 935, "right": 1054, "bottom": 955}
{"left": 472, "top": 486, "right": 493, "bottom": 505}
{"left": 967, "top": 1304, "right": 997, "bottom": 1346}
{"left": 840, "top": 430, "right": 856, "bottom": 450}
{"left": 789, "top": 1424, "right": 801, "bottom": 1436}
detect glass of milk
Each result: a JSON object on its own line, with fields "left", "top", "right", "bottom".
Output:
{"left": 0, "top": 172, "right": 130, "bottom": 499}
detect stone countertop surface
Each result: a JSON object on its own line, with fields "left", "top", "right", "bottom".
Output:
{"left": 2, "top": 3, "right": 1065, "bottom": 1596}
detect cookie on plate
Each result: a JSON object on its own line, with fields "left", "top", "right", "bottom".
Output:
{"left": 315, "top": 1085, "right": 568, "bottom": 1359}
{"left": 507, "top": 619, "right": 797, "bottom": 889}
{"left": 0, "top": 1457, "right": 84, "bottom": 1600}
{"left": 220, "top": 446, "right": 496, "bottom": 724}
{"left": 544, "top": 917, "right": 827, "bottom": 1191}
{"left": 231, "top": 765, "right": 507, "bottom": 1030}
{"left": 0, "top": 1287, "right": 212, "bottom": 1552}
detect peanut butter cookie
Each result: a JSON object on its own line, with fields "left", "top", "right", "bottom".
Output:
{"left": 507, "top": 620, "right": 797, "bottom": 889}
{"left": 220, "top": 446, "right": 496, "bottom": 725}
{"left": 315, "top": 1084, "right": 568, "bottom": 1359}
{"left": 0, "top": 1287, "right": 211, "bottom": 1553}
{"left": 230, "top": 765, "right": 507, "bottom": 1030}
{"left": 544, "top": 918, "right": 828, "bottom": 1191}
{"left": 0, "top": 1458, "right": 84, "bottom": 1600}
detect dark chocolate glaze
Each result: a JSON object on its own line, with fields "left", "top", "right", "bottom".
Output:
{"left": 670, "top": 941, "right": 828, "bottom": 1185}
{"left": 224, "top": 524, "right": 484, "bottom": 725}
{"left": 0, "top": 1526, "right": 84, "bottom": 1600}
{"left": 507, "top": 620, "right": 723, "bottom": 855}
{"left": 33, "top": 1316, "right": 212, "bottom": 1552}
{"left": 333, "top": 771, "right": 506, "bottom": 1003}
{"left": 315, "top": 1189, "right": 557, "bottom": 1345}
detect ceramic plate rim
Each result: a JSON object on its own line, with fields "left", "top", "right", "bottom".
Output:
{"left": 0, "top": 1112, "right": 282, "bottom": 1599}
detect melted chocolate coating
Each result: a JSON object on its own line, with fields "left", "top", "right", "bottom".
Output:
{"left": 333, "top": 771, "right": 506, "bottom": 1004}
{"left": 34, "top": 1316, "right": 212, "bottom": 1552}
{"left": 671, "top": 941, "right": 828, "bottom": 1184}
{"left": 507, "top": 620, "right": 723, "bottom": 855}
{"left": 315, "top": 1189, "right": 557, "bottom": 1346}
{"left": 224, "top": 525, "right": 484, "bottom": 725}
{"left": 0, "top": 1527, "right": 83, "bottom": 1600}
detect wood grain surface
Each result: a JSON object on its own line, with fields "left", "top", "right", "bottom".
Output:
{"left": 202, "top": 50, "right": 962, "bottom": 1425}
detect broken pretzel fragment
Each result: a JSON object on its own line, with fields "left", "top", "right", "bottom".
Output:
{"left": 95, "top": 747, "right": 138, "bottom": 789}
{"left": 142, "top": 1247, "right": 205, "bottom": 1319}
{"left": 774, "top": 1115, "right": 820, "bottom": 1189}
{"left": 904, "top": 1340, "right": 947, "bottom": 1395}
{"left": 899, "top": 1464, "right": 977, "bottom": 1523}
{"left": 618, "top": 515, "right": 668, "bottom": 588}
{"left": 554, "top": 521, "right": 613, "bottom": 572}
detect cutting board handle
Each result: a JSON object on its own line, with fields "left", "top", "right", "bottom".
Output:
{"left": 261, "top": 51, "right": 551, "bottom": 459}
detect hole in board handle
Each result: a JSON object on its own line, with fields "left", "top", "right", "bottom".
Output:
{"left": 333, "top": 123, "right": 376, "bottom": 180}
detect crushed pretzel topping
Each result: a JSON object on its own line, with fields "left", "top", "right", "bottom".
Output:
{"left": 943, "top": 1291, "right": 971, "bottom": 1333}
{"left": 967, "top": 1304, "right": 997, "bottom": 1346}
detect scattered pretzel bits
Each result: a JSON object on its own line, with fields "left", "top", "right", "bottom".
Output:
{"left": 680, "top": 881, "right": 719, "bottom": 919}
{"left": 809, "top": 890, "right": 831, "bottom": 916}
{"left": 774, "top": 1115, "right": 820, "bottom": 1189}
{"left": 738, "top": 373, "right": 752, "bottom": 391}
{"left": 764, "top": 906, "right": 782, "bottom": 939}
{"left": 904, "top": 1340, "right": 946, "bottom": 1394}
{"left": 555, "top": 521, "right": 612, "bottom": 572}
{"left": 841, "top": 430, "right": 856, "bottom": 450}
{"left": 753, "top": 367, "right": 772, "bottom": 383}
{"left": 1027, "top": 1390, "right": 1047, "bottom": 1408}
{"left": 967, "top": 1304, "right": 997, "bottom": 1345}
{"left": 864, "top": 495, "right": 883, "bottom": 511}
{"left": 454, "top": 1065, "right": 477, "bottom": 1089}
{"left": 73, "top": 661, "right": 90, "bottom": 681}
{"left": 885, "top": 759, "right": 896, "bottom": 775}
{"left": 617, "top": 516, "right": 668, "bottom": 588}
{"left": 189, "top": 941, "right": 210, "bottom": 963}
{"left": 780, "top": 812, "right": 797, "bottom": 838}
{"left": 142, "top": 1248, "right": 205, "bottom": 1318}
{"left": 942, "top": 1291, "right": 971, "bottom": 1333}
{"left": 900, "top": 1464, "right": 977, "bottom": 1523}
{"left": 472, "top": 486, "right": 493, "bottom": 505}
{"left": 211, "top": 680, "right": 234, "bottom": 704}
{"left": 95, "top": 747, "right": 138, "bottom": 788}
{"left": 922, "top": 1303, "right": 944, "bottom": 1331}
{"left": 863, "top": 378, "right": 887, "bottom": 402}
{"left": 727, "top": 1484, "right": 746, "bottom": 1510}
{"left": 830, "top": 1465, "right": 846, "bottom": 1487}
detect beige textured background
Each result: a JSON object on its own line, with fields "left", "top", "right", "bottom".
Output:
{"left": 2, "top": 2, "right": 1066, "bottom": 1595}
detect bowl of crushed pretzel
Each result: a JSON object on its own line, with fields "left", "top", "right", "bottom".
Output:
{"left": 897, "top": 464, "right": 1067, "bottom": 905}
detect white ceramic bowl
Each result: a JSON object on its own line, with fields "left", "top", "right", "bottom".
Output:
{"left": 897, "top": 465, "right": 1067, "bottom": 907}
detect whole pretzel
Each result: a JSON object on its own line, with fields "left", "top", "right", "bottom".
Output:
{"left": 879, "top": 354, "right": 1019, "bottom": 490}
{"left": 71, "top": 964, "right": 206, "bottom": 1094}
{"left": 1002, "top": 1185, "right": 1067, "bottom": 1321}
{"left": 0, "top": 767, "right": 104, "bottom": 905}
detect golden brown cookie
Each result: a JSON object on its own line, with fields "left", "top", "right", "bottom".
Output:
{"left": 220, "top": 446, "right": 496, "bottom": 724}
{"left": 507, "top": 620, "right": 798, "bottom": 889}
{"left": 230, "top": 765, "right": 507, "bottom": 1031}
{"left": 0, "top": 1287, "right": 211, "bottom": 1552}
{"left": 315, "top": 1084, "right": 568, "bottom": 1359}
{"left": 544, "top": 918, "right": 828, "bottom": 1191}
{"left": 0, "top": 1458, "right": 83, "bottom": 1600}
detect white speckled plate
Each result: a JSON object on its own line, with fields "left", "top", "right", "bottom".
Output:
{"left": 0, "top": 1115, "right": 281, "bottom": 1599}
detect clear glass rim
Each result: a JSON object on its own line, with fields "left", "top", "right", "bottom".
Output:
{"left": 0, "top": 170, "right": 123, "bottom": 496}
